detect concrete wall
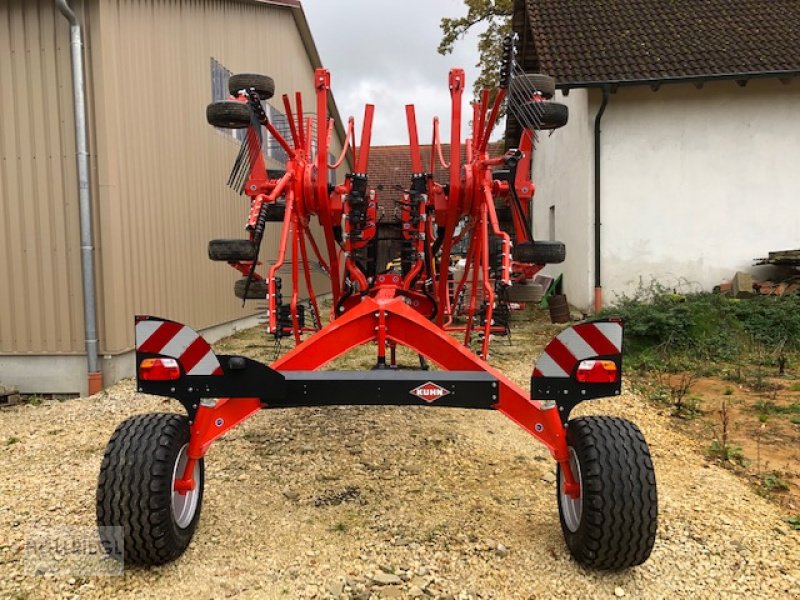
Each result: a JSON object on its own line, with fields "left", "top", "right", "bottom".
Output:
{"left": 530, "top": 88, "right": 594, "bottom": 310}
{"left": 597, "top": 79, "right": 800, "bottom": 305}
{"left": 531, "top": 79, "right": 800, "bottom": 312}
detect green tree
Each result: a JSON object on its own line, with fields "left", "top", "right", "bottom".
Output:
{"left": 438, "top": 0, "right": 514, "bottom": 100}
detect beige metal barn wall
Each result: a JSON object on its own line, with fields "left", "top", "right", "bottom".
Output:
{"left": 91, "top": 0, "right": 343, "bottom": 354}
{"left": 0, "top": 0, "right": 93, "bottom": 356}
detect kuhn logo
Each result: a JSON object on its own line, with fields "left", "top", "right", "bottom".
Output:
{"left": 410, "top": 381, "right": 450, "bottom": 403}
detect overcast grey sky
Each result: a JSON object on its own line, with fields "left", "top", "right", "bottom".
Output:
{"left": 303, "top": 0, "right": 490, "bottom": 146}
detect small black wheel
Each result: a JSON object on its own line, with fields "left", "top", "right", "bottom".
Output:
{"left": 513, "top": 240, "right": 565, "bottom": 264}
{"left": 506, "top": 281, "right": 544, "bottom": 302}
{"left": 208, "top": 239, "right": 257, "bottom": 261}
{"left": 206, "top": 100, "right": 252, "bottom": 129}
{"left": 96, "top": 413, "right": 204, "bottom": 566}
{"left": 509, "top": 73, "right": 556, "bottom": 99}
{"left": 228, "top": 73, "right": 275, "bottom": 99}
{"left": 262, "top": 202, "right": 286, "bottom": 222}
{"left": 234, "top": 278, "right": 267, "bottom": 299}
{"left": 557, "top": 416, "right": 658, "bottom": 570}
{"left": 488, "top": 236, "right": 505, "bottom": 272}
{"left": 515, "top": 101, "right": 568, "bottom": 130}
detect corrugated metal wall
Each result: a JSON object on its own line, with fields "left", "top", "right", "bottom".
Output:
{"left": 0, "top": 0, "right": 90, "bottom": 354}
{"left": 92, "top": 0, "right": 342, "bottom": 354}
{"left": 0, "top": 0, "right": 343, "bottom": 357}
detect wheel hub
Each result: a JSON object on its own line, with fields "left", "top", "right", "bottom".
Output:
{"left": 560, "top": 447, "right": 583, "bottom": 533}
{"left": 171, "top": 444, "right": 200, "bottom": 529}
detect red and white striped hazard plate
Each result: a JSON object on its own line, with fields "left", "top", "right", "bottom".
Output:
{"left": 533, "top": 321, "right": 622, "bottom": 379}
{"left": 135, "top": 316, "right": 222, "bottom": 376}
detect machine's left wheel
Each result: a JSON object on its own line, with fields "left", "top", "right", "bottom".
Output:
{"left": 557, "top": 416, "right": 657, "bottom": 570}
{"left": 234, "top": 278, "right": 268, "bottom": 299}
{"left": 96, "top": 413, "right": 204, "bottom": 566}
{"left": 206, "top": 100, "right": 252, "bottom": 129}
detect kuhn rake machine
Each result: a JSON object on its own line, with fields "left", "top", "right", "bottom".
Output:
{"left": 97, "top": 37, "right": 657, "bottom": 570}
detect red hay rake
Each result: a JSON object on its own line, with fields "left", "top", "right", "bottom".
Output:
{"left": 96, "top": 37, "right": 657, "bottom": 572}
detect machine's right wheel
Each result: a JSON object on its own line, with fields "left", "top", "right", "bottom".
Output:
{"left": 513, "top": 240, "right": 566, "bottom": 264}
{"left": 506, "top": 281, "right": 544, "bottom": 302}
{"left": 96, "top": 413, "right": 204, "bottom": 566}
{"left": 208, "top": 239, "right": 257, "bottom": 261}
{"left": 509, "top": 73, "right": 556, "bottom": 99}
{"left": 557, "top": 416, "right": 658, "bottom": 570}
{"left": 516, "top": 100, "right": 568, "bottom": 130}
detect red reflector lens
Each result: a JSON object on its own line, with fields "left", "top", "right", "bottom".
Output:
{"left": 575, "top": 360, "right": 618, "bottom": 383}
{"left": 139, "top": 358, "right": 181, "bottom": 381}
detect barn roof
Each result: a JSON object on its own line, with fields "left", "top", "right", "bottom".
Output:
{"left": 368, "top": 142, "right": 505, "bottom": 218}
{"left": 515, "top": 0, "right": 800, "bottom": 89}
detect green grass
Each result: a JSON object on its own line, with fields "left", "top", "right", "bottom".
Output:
{"left": 753, "top": 400, "right": 800, "bottom": 416}
{"left": 785, "top": 516, "right": 800, "bottom": 530}
{"left": 600, "top": 282, "right": 800, "bottom": 375}
{"left": 707, "top": 440, "right": 746, "bottom": 466}
{"left": 5, "top": 436, "right": 20, "bottom": 446}
{"left": 761, "top": 471, "right": 790, "bottom": 493}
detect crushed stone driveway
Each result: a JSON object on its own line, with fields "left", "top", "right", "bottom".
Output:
{"left": 0, "top": 354, "right": 798, "bottom": 599}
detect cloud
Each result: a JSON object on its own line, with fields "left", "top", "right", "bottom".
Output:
{"left": 303, "top": 0, "right": 497, "bottom": 145}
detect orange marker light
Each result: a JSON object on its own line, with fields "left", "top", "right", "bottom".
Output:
{"left": 575, "top": 359, "right": 618, "bottom": 384}
{"left": 139, "top": 358, "right": 181, "bottom": 381}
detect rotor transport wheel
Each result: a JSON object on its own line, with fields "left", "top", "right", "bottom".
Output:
{"left": 518, "top": 100, "right": 568, "bottom": 130}
{"left": 234, "top": 278, "right": 267, "bottom": 299}
{"left": 208, "top": 239, "right": 257, "bottom": 261}
{"left": 206, "top": 100, "right": 252, "bottom": 129}
{"left": 557, "top": 416, "right": 658, "bottom": 570}
{"left": 509, "top": 73, "right": 556, "bottom": 99}
{"left": 96, "top": 413, "right": 204, "bottom": 566}
{"left": 506, "top": 281, "right": 544, "bottom": 302}
{"left": 513, "top": 240, "right": 566, "bottom": 264}
{"left": 228, "top": 73, "right": 275, "bottom": 99}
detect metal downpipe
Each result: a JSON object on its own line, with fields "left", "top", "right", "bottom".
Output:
{"left": 593, "top": 85, "right": 610, "bottom": 314}
{"left": 56, "top": 0, "right": 102, "bottom": 394}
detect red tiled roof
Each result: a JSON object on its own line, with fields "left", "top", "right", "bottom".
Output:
{"left": 518, "top": 0, "right": 800, "bottom": 86}
{"left": 367, "top": 142, "right": 505, "bottom": 220}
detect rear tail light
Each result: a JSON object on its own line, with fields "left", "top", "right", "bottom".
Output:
{"left": 139, "top": 358, "right": 181, "bottom": 381}
{"left": 575, "top": 359, "right": 618, "bottom": 383}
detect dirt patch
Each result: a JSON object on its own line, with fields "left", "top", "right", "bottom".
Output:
{"left": 1, "top": 309, "right": 798, "bottom": 599}
{"left": 645, "top": 373, "right": 800, "bottom": 511}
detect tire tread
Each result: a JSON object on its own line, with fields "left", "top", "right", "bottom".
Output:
{"left": 558, "top": 416, "right": 658, "bottom": 569}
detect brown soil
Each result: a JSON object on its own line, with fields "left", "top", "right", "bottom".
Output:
{"left": 651, "top": 373, "right": 800, "bottom": 512}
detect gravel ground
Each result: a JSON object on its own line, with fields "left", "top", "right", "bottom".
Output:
{"left": 1, "top": 317, "right": 798, "bottom": 599}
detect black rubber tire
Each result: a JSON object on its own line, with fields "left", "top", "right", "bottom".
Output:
{"left": 228, "top": 73, "right": 275, "bottom": 99}
{"left": 506, "top": 281, "right": 544, "bottom": 302}
{"left": 513, "top": 240, "right": 566, "bottom": 264}
{"left": 206, "top": 100, "right": 252, "bottom": 129}
{"left": 208, "top": 239, "right": 257, "bottom": 261}
{"left": 96, "top": 413, "right": 204, "bottom": 566}
{"left": 516, "top": 101, "right": 568, "bottom": 130}
{"left": 489, "top": 236, "right": 505, "bottom": 272}
{"left": 492, "top": 169, "right": 511, "bottom": 182}
{"left": 262, "top": 202, "right": 286, "bottom": 222}
{"left": 557, "top": 416, "right": 658, "bottom": 570}
{"left": 234, "top": 278, "right": 267, "bottom": 299}
{"left": 509, "top": 73, "right": 556, "bottom": 99}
